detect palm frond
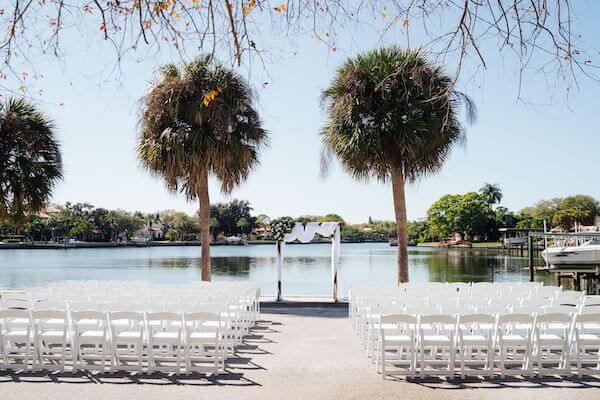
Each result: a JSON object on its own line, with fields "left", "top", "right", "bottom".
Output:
{"left": 138, "top": 56, "right": 268, "bottom": 199}
{"left": 320, "top": 46, "right": 472, "bottom": 184}
{"left": 0, "top": 97, "right": 63, "bottom": 226}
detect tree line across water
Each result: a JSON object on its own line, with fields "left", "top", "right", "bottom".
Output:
{"left": 3, "top": 187, "right": 597, "bottom": 245}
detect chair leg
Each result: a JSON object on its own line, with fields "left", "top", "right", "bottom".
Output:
{"left": 500, "top": 345, "right": 506, "bottom": 379}
{"left": 487, "top": 342, "right": 494, "bottom": 378}
{"left": 448, "top": 346, "right": 455, "bottom": 380}
{"left": 460, "top": 345, "right": 465, "bottom": 380}
{"left": 577, "top": 345, "right": 582, "bottom": 378}
{"left": 380, "top": 342, "right": 385, "bottom": 379}
{"left": 420, "top": 344, "right": 425, "bottom": 379}
{"left": 527, "top": 343, "right": 534, "bottom": 377}
{"left": 410, "top": 343, "right": 416, "bottom": 379}
{"left": 101, "top": 343, "right": 106, "bottom": 373}
{"left": 538, "top": 345, "right": 543, "bottom": 377}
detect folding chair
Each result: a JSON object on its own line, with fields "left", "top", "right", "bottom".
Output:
{"left": 0, "top": 309, "right": 32, "bottom": 371}
{"left": 418, "top": 314, "right": 456, "bottom": 379}
{"left": 184, "top": 312, "right": 224, "bottom": 375}
{"left": 71, "top": 310, "right": 111, "bottom": 372}
{"left": 31, "top": 310, "right": 70, "bottom": 372}
{"left": 379, "top": 314, "right": 418, "bottom": 379}
{"left": 572, "top": 313, "right": 600, "bottom": 378}
{"left": 533, "top": 313, "right": 572, "bottom": 377}
{"left": 495, "top": 314, "right": 534, "bottom": 378}
{"left": 146, "top": 312, "right": 185, "bottom": 374}
{"left": 109, "top": 311, "right": 145, "bottom": 372}
{"left": 456, "top": 313, "right": 495, "bottom": 379}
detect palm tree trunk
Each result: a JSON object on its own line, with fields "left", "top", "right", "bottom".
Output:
{"left": 391, "top": 165, "right": 409, "bottom": 284}
{"left": 198, "top": 170, "right": 212, "bottom": 281}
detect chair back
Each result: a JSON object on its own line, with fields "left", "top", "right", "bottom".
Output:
{"left": 108, "top": 311, "right": 144, "bottom": 334}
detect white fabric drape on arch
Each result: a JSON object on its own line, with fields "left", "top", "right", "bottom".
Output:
{"left": 275, "top": 222, "right": 341, "bottom": 301}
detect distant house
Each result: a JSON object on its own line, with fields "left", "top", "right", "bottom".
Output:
{"left": 251, "top": 226, "right": 272, "bottom": 240}
{"left": 140, "top": 216, "right": 167, "bottom": 240}
{"left": 448, "top": 231, "right": 463, "bottom": 242}
{"left": 34, "top": 205, "right": 62, "bottom": 219}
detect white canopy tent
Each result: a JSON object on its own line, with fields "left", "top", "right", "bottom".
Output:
{"left": 275, "top": 222, "right": 341, "bottom": 301}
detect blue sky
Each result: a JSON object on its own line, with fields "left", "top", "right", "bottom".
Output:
{"left": 7, "top": 4, "right": 600, "bottom": 223}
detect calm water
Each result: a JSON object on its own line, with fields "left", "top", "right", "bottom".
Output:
{"left": 0, "top": 243, "right": 552, "bottom": 296}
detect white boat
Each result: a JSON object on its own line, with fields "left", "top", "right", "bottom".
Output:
{"left": 502, "top": 237, "right": 528, "bottom": 246}
{"left": 498, "top": 228, "right": 529, "bottom": 247}
{"left": 542, "top": 239, "right": 600, "bottom": 266}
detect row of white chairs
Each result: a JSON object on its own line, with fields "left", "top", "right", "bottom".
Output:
{"left": 349, "top": 282, "right": 600, "bottom": 379}
{"left": 0, "top": 308, "right": 225, "bottom": 374}
{"left": 2, "top": 297, "right": 254, "bottom": 346}
{"left": 349, "top": 282, "right": 598, "bottom": 346}
{"left": 363, "top": 302, "right": 600, "bottom": 360}
{"left": 0, "top": 281, "right": 261, "bottom": 337}
{"left": 379, "top": 312, "right": 600, "bottom": 379}
{"left": 0, "top": 280, "right": 261, "bottom": 374}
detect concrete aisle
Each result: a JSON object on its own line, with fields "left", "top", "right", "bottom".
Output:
{"left": 1, "top": 307, "right": 599, "bottom": 399}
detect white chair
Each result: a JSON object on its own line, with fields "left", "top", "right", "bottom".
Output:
{"left": 543, "top": 305, "right": 578, "bottom": 315}
{"left": 404, "top": 305, "right": 437, "bottom": 316}
{"left": 495, "top": 314, "right": 534, "bottom": 378}
{"left": 0, "top": 291, "right": 31, "bottom": 310}
{"left": 477, "top": 305, "right": 510, "bottom": 316}
{"left": 0, "top": 309, "right": 32, "bottom": 371}
{"left": 418, "top": 314, "right": 456, "bottom": 379}
{"left": 447, "top": 282, "right": 470, "bottom": 293}
{"left": 463, "top": 294, "right": 490, "bottom": 309}
{"left": 456, "top": 314, "right": 495, "bottom": 379}
{"left": 32, "top": 300, "right": 66, "bottom": 311}
{"left": 511, "top": 306, "right": 541, "bottom": 315}
{"left": 533, "top": 313, "right": 572, "bottom": 377}
{"left": 71, "top": 310, "right": 111, "bottom": 372}
{"left": 554, "top": 291, "right": 584, "bottom": 307}
{"left": 59, "top": 293, "right": 88, "bottom": 303}
{"left": 184, "top": 312, "right": 224, "bottom": 375}
{"left": 572, "top": 313, "right": 600, "bottom": 378}
{"left": 70, "top": 301, "right": 99, "bottom": 311}
{"left": 583, "top": 295, "right": 600, "bottom": 307}
{"left": 146, "top": 312, "right": 185, "bottom": 374}
{"left": 533, "top": 286, "right": 561, "bottom": 300}
{"left": 521, "top": 297, "right": 552, "bottom": 308}
{"left": 439, "top": 306, "right": 467, "bottom": 317}
{"left": 197, "top": 302, "right": 236, "bottom": 355}
{"left": 109, "top": 311, "right": 145, "bottom": 372}
{"left": 31, "top": 310, "right": 70, "bottom": 372}
{"left": 367, "top": 302, "right": 402, "bottom": 360}
{"left": 426, "top": 296, "right": 458, "bottom": 309}
{"left": 100, "top": 301, "right": 132, "bottom": 312}
{"left": 379, "top": 314, "right": 418, "bottom": 379}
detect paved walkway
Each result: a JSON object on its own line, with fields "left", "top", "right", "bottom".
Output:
{"left": 1, "top": 307, "right": 599, "bottom": 399}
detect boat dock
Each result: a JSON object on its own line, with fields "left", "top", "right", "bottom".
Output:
{"left": 527, "top": 231, "right": 600, "bottom": 293}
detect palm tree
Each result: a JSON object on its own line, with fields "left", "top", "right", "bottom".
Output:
{"left": 321, "top": 47, "right": 475, "bottom": 283}
{"left": 138, "top": 56, "right": 268, "bottom": 281}
{"left": 0, "top": 98, "right": 63, "bottom": 228}
{"left": 479, "top": 183, "right": 503, "bottom": 206}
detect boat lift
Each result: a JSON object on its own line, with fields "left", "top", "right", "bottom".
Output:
{"left": 527, "top": 231, "right": 600, "bottom": 294}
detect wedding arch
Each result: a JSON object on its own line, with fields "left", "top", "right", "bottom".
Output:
{"left": 275, "top": 222, "right": 341, "bottom": 301}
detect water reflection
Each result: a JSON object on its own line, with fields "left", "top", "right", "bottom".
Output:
{"left": 212, "top": 257, "right": 253, "bottom": 277}
{"left": 0, "top": 243, "right": 553, "bottom": 295}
